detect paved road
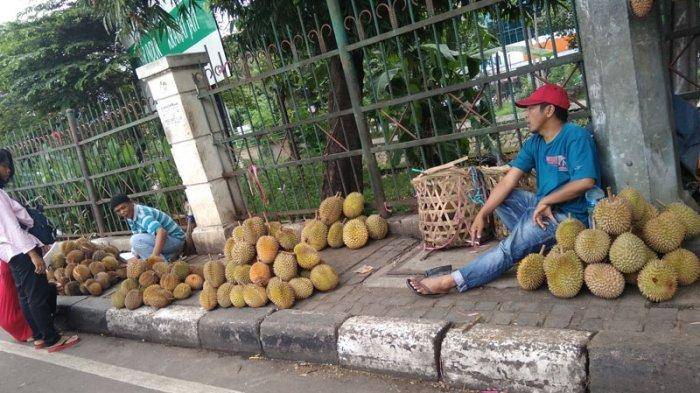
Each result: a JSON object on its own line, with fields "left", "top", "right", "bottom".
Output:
{"left": 0, "top": 331, "right": 469, "bottom": 393}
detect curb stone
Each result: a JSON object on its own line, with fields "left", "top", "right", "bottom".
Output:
{"left": 198, "top": 307, "right": 274, "bottom": 355}
{"left": 260, "top": 310, "right": 349, "bottom": 364}
{"left": 66, "top": 296, "right": 111, "bottom": 334}
{"left": 148, "top": 306, "right": 207, "bottom": 347}
{"left": 106, "top": 307, "right": 158, "bottom": 339}
{"left": 441, "top": 324, "right": 592, "bottom": 393}
{"left": 337, "top": 315, "right": 451, "bottom": 380}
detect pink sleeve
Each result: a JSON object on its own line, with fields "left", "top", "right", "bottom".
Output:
{"left": 9, "top": 196, "right": 33, "bottom": 228}
{"left": 0, "top": 190, "right": 40, "bottom": 254}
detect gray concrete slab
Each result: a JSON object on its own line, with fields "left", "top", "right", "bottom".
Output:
{"left": 148, "top": 305, "right": 207, "bottom": 347}
{"left": 198, "top": 307, "right": 273, "bottom": 355}
{"left": 66, "top": 296, "right": 111, "bottom": 334}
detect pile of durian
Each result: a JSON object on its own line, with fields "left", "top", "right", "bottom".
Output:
{"left": 47, "top": 238, "right": 124, "bottom": 297}
{"left": 517, "top": 187, "right": 700, "bottom": 302}
{"left": 111, "top": 257, "right": 205, "bottom": 310}
{"left": 306, "top": 192, "right": 389, "bottom": 251}
{"left": 205, "top": 215, "right": 341, "bottom": 311}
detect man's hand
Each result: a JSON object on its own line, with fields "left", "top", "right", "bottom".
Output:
{"left": 532, "top": 201, "right": 556, "bottom": 229}
{"left": 28, "top": 250, "right": 46, "bottom": 274}
{"left": 469, "top": 214, "right": 486, "bottom": 246}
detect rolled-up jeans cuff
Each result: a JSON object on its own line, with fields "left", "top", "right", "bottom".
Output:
{"left": 451, "top": 270, "right": 468, "bottom": 292}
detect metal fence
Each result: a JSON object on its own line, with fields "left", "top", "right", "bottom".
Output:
{"left": 199, "top": 0, "right": 590, "bottom": 220}
{"left": 662, "top": 0, "right": 699, "bottom": 105}
{"left": 1, "top": 92, "right": 187, "bottom": 238}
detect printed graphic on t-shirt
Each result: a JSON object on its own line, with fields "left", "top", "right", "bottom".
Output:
{"left": 546, "top": 155, "right": 568, "bottom": 172}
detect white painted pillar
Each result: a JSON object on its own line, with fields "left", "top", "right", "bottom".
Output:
{"left": 136, "top": 53, "right": 241, "bottom": 253}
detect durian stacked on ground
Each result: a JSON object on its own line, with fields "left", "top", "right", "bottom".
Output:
{"left": 305, "top": 192, "right": 389, "bottom": 252}
{"left": 111, "top": 257, "right": 204, "bottom": 310}
{"left": 517, "top": 187, "right": 700, "bottom": 302}
{"left": 208, "top": 215, "right": 340, "bottom": 311}
{"left": 46, "top": 238, "right": 125, "bottom": 297}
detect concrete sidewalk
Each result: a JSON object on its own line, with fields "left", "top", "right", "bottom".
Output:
{"left": 64, "top": 226, "right": 700, "bottom": 392}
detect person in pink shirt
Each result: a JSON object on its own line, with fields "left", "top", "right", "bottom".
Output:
{"left": 0, "top": 149, "right": 78, "bottom": 352}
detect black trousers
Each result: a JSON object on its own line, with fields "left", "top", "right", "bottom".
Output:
{"left": 8, "top": 252, "right": 59, "bottom": 345}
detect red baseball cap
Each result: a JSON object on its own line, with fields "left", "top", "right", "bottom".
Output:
{"left": 515, "top": 84, "right": 570, "bottom": 110}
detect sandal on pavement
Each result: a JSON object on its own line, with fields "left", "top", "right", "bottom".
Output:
{"left": 46, "top": 335, "right": 80, "bottom": 353}
{"left": 406, "top": 277, "right": 448, "bottom": 297}
{"left": 425, "top": 264, "right": 452, "bottom": 277}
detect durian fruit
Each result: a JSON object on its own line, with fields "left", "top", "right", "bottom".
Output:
{"left": 632, "top": 202, "right": 658, "bottom": 233}
{"left": 73, "top": 264, "right": 91, "bottom": 283}
{"left": 125, "top": 289, "right": 143, "bottom": 310}
{"left": 319, "top": 193, "right": 345, "bottom": 225}
{"left": 185, "top": 274, "right": 204, "bottom": 290}
{"left": 144, "top": 286, "right": 174, "bottom": 309}
{"left": 310, "top": 264, "right": 339, "bottom": 291}
{"left": 256, "top": 236, "right": 279, "bottom": 264}
{"left": 173, "top": 283, "right": 192, "bottom": 300}
{"left": 66, "top": 250, "right": 85, "bottom": 265}
{"left": 64, "top": 264, "right": 76, "bottom": 281}
{"left": 224, "top": 237, "right": 237, "bottom": 263}
{"left": 189, "top": 264, "right": 204, "bottom": 278}
{"left": 609, "top": 232, "right": 648, "bottom": 274}
{"left": 50, "top": 252, "right": 66, "bottom": 269}
{"left": 301, "top": 219, "right": 328, "bottom": 251}
{"left": 593, "top": 188, "right": 632, "bottom": 236}
{"left": 630, "top": 0, "right": 654, "bottom": 18}
{"left": 343, "top": 192, "right": 364, "bottom": 219}
{"left": 224, "top": 260, "right": 237, "bottom": 283}
{"left": 232, "top": 224, "right": 258, "bottom": 244}
{"left": 289, "top": 277, "right": 314, "bottom": 300}
{"left": 543, "top": 245, "right": 563, "bottom": 274}
{"left": 545, "top": 250, "right": 584, "bottom": 298}
{"left": 198, "top": 285, "right": 218, "bottom": 310}
{"left": 217, "top": 282, "right": 234, "bottom": 308}
{"left": 244, "top": 216, "right": 267, "bottom": 239}
{"left": 94, "top": 272, "right": 110, "bottom": 290}
{"left": 60, "top": 240, "right": 78, "bottom": 254}
{"left": 642, "top": 211, "right": 686, "bottom": 254}
{"left": 126, "top": 260, "right": 147, "bottom": 280}
{"left": 516, "top": 246, "right": 546, "bottom": 290}
{"left": 366, "top": 214, "right": 389, "bottom": 240}
{"left": 574, "top": 228, "right": 611, "bottom": 264}
{"left": 115, "top": 268, "right": 127, "bottom": 279}
{"left": 618, "top": 187, "right": 647, "bottom": 222}
{"left": 662, "top": 248, "right": 700, "bottom": 286}
{"left": 203, "top": 260, "right": 226, "bottom": 288}
{"left": 555, "top": 215, "right": 585, "bottom": 251}
{"left": 584, "top": 263, "right": 625, "bottom": 299}
{"left": 160, "top": 272, "right": 180, "bottom": 292}
{"left": 102, "top": 256, "right": 120, "bottom": 271}
{"left": 250, "top": 262, "right": 272, "bottom": 286}
{"left": 343, "top": 218, "right": 369, "bottom": 249}
{"left": 145, "top": 255, "right": 165, "bottom": 269}
{"left": 267, "top": 221, "right": 283, "bottom": 238}
{"left": 111, "top": 290, "right": 127, "bottom": 309}
{"left": 229, "top": 285, "right": 247, "bottom": 308}
{"left": 92, "top": 250, "right": 108, "bottom": 263}
{"left": 327, "top": 222, "right": 344, "bottom": 249}
{"left": 104, "top": 245, "right": 120, "bottom": 257}
{"left": 356, "top": 215, "right": 367, "bottom": 223}
{"left": 228, "top": 241, "right": 256, "bottom": 265}
{"left": 666, "top": 202, "right": 700, "bottom": 239}
{"left": 152, "top": 261, "right": 169, "bottom": 278}
{"left": 51, "top": 267, "right": 64, "bottom": 282}
{"left": 79, "top": 282, "right": 90, "bottom": 296}
{"left": 275, "top": 228, "right": 299, "bottom": 251}
{"left": 89, "top": 261, "right": 106, "bottom": 276}
{"left": 86, "top": 280, "right": 103, "bottom": 296}
{"left": 243, "top": 284, "right": 268, "bottom": 308}
{"left": 232, "top": 264, "right": 252, "bottom": 285}
{"left": 266, "top": 277, "right": 295, "bottom": 309}
{"left": 273, "top": 252, "right": 298, "bottom": 281}
{"left": 120, "top": 278, "right": 139, "bottom": 293}
{"left": 637, "top": 260, "right": 678, "bottom": 302}
{"left": 171, "top": 261, "right": 190, "bottom": 281}
{"left": 65, "top": 281, "right": 81, "bottom": 296}
{"left": 294, "top": 243, "right": 321, "bottom": 269}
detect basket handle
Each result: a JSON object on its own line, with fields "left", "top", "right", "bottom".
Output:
{"left": 421, "top": 155, "right": 471, "bottom": 176}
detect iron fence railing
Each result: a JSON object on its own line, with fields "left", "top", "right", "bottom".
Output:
{"left": 198, "top": 0, "right": 590, "bottom": 220}
{"left": 1, "top": 91, "right": 187, "bottom": 238}
{"left": 661, "top": 0, "right": 699, "bottom": 104}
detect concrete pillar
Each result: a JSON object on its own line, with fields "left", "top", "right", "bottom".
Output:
{"left": 136, "top": 53, "right": 241, "bottom": 253}
{"left": 576, "top": 0, "right": 682, "bottom": 203}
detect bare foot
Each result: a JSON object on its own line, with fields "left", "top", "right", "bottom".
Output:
{"left": 408, "top": 274, "right": 455, "bottom": 295}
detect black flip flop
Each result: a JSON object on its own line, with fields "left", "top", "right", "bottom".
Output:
{"left": 425, "top": 264, "right": 452, "bottom": 277}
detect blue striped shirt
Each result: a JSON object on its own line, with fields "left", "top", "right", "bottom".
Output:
{"left": 127, "top": 204, "right": 185, "bottom": 240}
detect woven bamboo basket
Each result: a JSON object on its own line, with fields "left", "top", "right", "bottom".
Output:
{"left": 478, "top": 165, "right": 537, "bottom": 239}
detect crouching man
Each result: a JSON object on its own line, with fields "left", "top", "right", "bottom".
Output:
{"left": 110, "top": 193, "right": 185, "bottom": 261}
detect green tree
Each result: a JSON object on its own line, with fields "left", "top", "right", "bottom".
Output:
{"left": 0, "top": 0, "right": 134, "bottom": 131}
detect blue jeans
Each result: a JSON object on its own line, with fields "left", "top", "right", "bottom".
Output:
{"left": 130, "top": 233, "right": 184, "bottom": 261}
{"left": 451, "top": 189, "right": 568, "bottom": 292}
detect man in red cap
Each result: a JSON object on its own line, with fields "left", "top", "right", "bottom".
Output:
{"left": 409, "top": 84, "right": 601, "bottom": 295}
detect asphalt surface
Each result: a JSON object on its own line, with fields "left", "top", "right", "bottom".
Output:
{"left": 0, "top": 330, "right": 471, "bottom": 393}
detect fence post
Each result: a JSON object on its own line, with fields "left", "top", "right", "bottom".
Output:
{"left": 66, "top": 108, "right": 106, "bottom": 236}
{"left": 326, "top": 0, "right": 388, "bottom": 218}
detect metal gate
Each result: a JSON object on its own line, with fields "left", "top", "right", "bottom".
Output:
{"left": 197, "top": 0, "right": 590, "bottom": 219}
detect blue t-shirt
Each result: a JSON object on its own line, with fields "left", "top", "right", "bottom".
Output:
{"left": 510, "top": 123, "right": 601, "bottom": 223}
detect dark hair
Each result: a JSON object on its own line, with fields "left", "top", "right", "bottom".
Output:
{"left": 539, "top": 103, "right": 569, "bottom": 123}
{"left": 110, "top": 193, "right": 131, "bottom": 210}
{"left": 0, "top": 149, "right": 15, "bottom": 189}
